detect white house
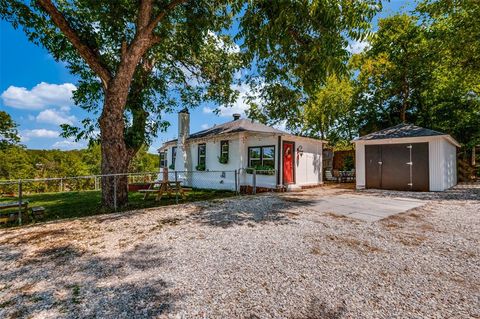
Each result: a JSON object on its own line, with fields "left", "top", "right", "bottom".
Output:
{"left": 158, "top": 109, "right": 326, "bottom": 192}
{"left": 353, "top": 123, "right": 460, "bottom": 192}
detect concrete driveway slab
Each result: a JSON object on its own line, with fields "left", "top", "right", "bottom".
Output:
{"left": 307, "top": 194, "right": 425, "bottom": 222}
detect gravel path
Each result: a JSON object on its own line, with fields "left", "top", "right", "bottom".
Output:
{"left": 1, "top": 184, "right": 479, "bottom": 318}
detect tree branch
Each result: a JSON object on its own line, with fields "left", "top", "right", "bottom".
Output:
{"left": 146, "top": 0, "right": 188, "bottom": 34}
{"left": 36, "top": 0, "right": 112, "bottom": 88}
{"left": 137, "top": 0, "right": 153, "bottom": 32}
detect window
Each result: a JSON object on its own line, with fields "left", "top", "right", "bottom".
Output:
{"left": 159, "top": 151, "right": 167, "bottom": 168}
{"left": 171, "top": 146, "right": 177, "bottom": 169}
{"left": 197, "top": 143, "right": 206, "bottom": 170}
{"left": 219, "top": 140, "right": 229, "bottom": 163}
{"left": 248, "top": 146, "right": 275, "bottom": 169}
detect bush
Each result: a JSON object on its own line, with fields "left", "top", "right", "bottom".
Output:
{"left": 343, "top": 156, "right": 354, "bottom": 171}
{"left": 196, "top": 163, "right": 206, "bottom": 171}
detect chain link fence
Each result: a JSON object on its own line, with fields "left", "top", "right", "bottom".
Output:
{"left": 0, "top": 169, "right": 276, "bottom": 226}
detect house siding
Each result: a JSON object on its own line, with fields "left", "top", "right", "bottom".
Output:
{"left": 290, "top": 138, "right": 323, "bottom": 186}
{"left": 161, "top": 132, "right": 324, "bottom": 191}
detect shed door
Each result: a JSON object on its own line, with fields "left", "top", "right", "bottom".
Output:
{"left": 411, "top": 143, "right": 429, "bottom": 191}
{"left": 381, "top": 144, "right": 411, "bottom": 191}
{"left": 365, "top": 142, "right": 429, "bottom": 191}
{"left": 365, "top": 145, "right": 382, "bottom": 189}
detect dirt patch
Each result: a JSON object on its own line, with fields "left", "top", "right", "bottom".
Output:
{"left": 326, "top": 234, "right": 384, "bottom": 253}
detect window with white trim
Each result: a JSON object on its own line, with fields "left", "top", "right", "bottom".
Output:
{"left": 248, "top": 146, "right": 275, "bottom": 169}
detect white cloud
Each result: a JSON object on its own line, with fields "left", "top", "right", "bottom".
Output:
{"left": 20, "top": 129, "right": 59, "bottom": 142}
{"left": 202, "top": 107, "right": 214, "bottom": 114}
{"left": 52, "top": 140, "right": 85, "bottom": 150}
{"left": 348, "top": 40, "right": 370, "bottom": 54}
{"left": 22, "top": 129, "right": 59, "bottom": 138}
{"left": 36, "top": 109, "right": 76, "bottom": 126}
{"left": 1, "top": 82, "right": 76, "bottom": 110}
{"left": 201, "top": 123, "right": 210, "bottom": 130}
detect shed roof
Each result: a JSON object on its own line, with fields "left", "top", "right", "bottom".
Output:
{"left": 356, "top": 123, "right": 445, "bottom": 140}
{"left": 354, "top": 123, "right": 460, "bottom": 147}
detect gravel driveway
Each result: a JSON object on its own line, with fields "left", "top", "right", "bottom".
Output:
{"left": 1, "top": 184, "right": 479, "bottom": 318}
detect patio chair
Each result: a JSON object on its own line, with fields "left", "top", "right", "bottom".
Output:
{"left": 325, "top": 170, "right": 339, "bottom": 183}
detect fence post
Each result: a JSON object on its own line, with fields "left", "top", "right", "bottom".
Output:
{"left": 113, "top": 175, "right": 117, "bottom": 212}
{"left": 94, "top": 176, "right": 98, "bottom": 191}
{"left": 18, "top": 180, "right": 22, "bottom": 226}
{"left": 175, "top": 171, "right": 179, "bottom": 204}
{"left": 234, "top": 169, "right": 238, "bottom": 195}
{"left": 60, "top": 177, "right": 63, "bottom": 192}
{"left": 253, "top": 169, "right": 256, "bottom": 195}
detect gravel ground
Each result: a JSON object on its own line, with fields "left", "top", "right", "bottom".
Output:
{"left": 0, "top": 183, "right": 479, "bottom": 318}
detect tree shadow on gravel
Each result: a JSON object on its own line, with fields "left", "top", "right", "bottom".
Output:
{"left": 295, "top": 297, "right": 347, "bottom": 319}
{"left": 0, "top": 242, "right": 180, "bottom": 318}
{"left": 188, "top": 195, "right": 315, "bottom": 228}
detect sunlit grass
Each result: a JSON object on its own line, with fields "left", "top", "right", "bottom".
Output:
{"left": 0, "top": 189, "right": 235, "bottom": 226}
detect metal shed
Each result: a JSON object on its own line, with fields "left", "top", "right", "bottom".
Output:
{"left": 353, "top": 124, "right": 460, "bottom": 192}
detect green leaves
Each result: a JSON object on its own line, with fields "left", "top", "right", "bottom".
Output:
{"left": 0, "top": 111, "right": 21, "bottom": 150}
{"left": 240, "top": 0, "right": 381, "bottom": 132}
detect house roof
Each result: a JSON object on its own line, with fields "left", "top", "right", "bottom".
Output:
{"left": 163, "top": 119, "right": 286, "bottom": 145}
{"left": 354, "top": 123, "right": 460, "bottom": 147}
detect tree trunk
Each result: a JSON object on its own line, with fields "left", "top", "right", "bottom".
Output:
{"left": 99, "top": 90, "right": 135, "bottom": 209}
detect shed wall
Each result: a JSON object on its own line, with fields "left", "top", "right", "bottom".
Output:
{"left": 355, "top": 136, "right": 457, "bottom": 192}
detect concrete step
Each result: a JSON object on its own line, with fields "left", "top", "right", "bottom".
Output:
{"left": 286, "top": 184, "right": 302, "bottom": 192}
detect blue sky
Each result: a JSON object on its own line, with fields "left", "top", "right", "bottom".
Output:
{"left": 0, "top": 0, "right": 413, "bottom": 153}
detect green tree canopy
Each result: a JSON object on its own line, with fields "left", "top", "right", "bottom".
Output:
{"left": 241, "top": 0, "right": 381, "bottom": 130}
{"left": 302, "top": 75, "right": 354, "bottom": 142}
{"left": 0, "top": 111, "right": 21, "bottom": 150}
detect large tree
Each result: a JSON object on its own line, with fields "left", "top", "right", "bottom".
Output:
{"left": 1, "top": 0, "right": 242, "bottom": 207}
{"left": 352, "top": 14, "right": 432, "bottom": 131}
{"left": 352, "top": 6, "right": 479, "bottom": 146}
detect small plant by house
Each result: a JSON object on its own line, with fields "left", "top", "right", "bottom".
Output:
{"left": 196, "top": 163, "right": 206, "bottom": 171}
{"left": 246, "top": 166, "right": 275, "bottom": 175}
{"left": 218, "top": 154, "right": 229, "bottom": 164}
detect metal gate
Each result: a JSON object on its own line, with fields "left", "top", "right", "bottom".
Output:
{"left": 365, "top": 143, "right": 429, "bottom": 191}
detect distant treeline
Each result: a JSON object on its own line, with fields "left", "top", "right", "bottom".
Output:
{"left": 0, "top": 144, "right": 159, "bottom": 181}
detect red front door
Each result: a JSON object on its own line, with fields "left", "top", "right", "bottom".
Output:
{"left": 283, "top": 142, "right": 294, "bottom": 184}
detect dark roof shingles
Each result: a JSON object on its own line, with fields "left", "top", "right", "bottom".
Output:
{"left": 356, "top": 123, "right": 446, "bottom": 141}
{"left": 167, "top": 119, "right": 285, "bottom": 143}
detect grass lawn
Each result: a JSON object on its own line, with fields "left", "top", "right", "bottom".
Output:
{"left": 0, "top": 188, "right": 235, "bottom": 226}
